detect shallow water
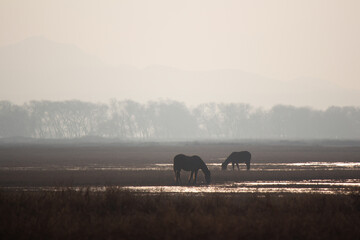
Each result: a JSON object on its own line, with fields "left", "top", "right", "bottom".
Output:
{"left": 2, "top": 161, "right": 360, "bottom": 194}
{"left": 124, "top": 179, "right": 360, "bottom": 195}
{"left": 3, "top": 179, "right": 360, "bottom": 195}
{"left": 2, "top": 161, "right": 359, "bottom": 171}
{"left": 158, "top": 162, "right": 360, "bottom": 171}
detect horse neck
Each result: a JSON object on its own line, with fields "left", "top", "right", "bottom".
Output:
{"left": 223, "top": 157, "right": 231, "bottom": 166}
{"left": 200, "top": 161, "right": 209, "bottom": 173}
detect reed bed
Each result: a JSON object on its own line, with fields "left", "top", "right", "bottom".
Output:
{"left": 1, "top": 188, "right": 360, "bottom": 240}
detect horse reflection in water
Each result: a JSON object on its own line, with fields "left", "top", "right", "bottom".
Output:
{"left": 222, "top": 151, "right": 251, "bottom": 170}
{"left": 173, "top": 154, "right": 211, "bottom": 185}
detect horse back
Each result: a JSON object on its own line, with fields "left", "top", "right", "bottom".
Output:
{"left": 174, "top": 154, "right": 203, "bottom": 171}
{"left": 229, "top": 151, "right": 251, "bottom": 163}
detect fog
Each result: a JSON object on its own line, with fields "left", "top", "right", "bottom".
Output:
{"left": 1, "top": 1, "right": 360, "bottom": 139}
{"left": 1, "top": 100, "right": 359, "bottom": 140}
{"left": 1, "top": 37, "right": 359, "bottom": 109}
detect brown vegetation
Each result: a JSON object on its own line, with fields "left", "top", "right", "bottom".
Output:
{"left": 1, "top": 189, "right": 360, "bottom": 240}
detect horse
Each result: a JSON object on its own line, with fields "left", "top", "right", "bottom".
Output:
{"left": 221, "top": 151, "right": 251, "bottom": 170}
{"left": 173, "top": 154, "right": 211, "bottom": 185}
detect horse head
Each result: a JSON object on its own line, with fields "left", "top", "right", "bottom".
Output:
{"left": 221, "top": 162, "right": 227, "bottom": 170}
{"left": 204, "top": 169, "right": 211, "bottom": 184}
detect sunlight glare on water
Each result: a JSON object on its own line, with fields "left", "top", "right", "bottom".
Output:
{"left": 4, "top": 179, "right": 360, "bottom": 195}
{"left": 1, "top": 161, "right": 359, "bottom": 171}
{"left": 123, "top": 179, "right": 360, "bottom": 195}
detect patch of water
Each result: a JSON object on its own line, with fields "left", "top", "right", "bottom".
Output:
{"left": 217, "top": 162, "right": 360, "bottom": 171}
{"left": 1, "top": 162, "right": 359, "bottom": 171}
{"left": 124, "top": 179, "right": 360, "bottom": 194}
{"left": 3, "top": 179, "right": 360, "bottom": 195}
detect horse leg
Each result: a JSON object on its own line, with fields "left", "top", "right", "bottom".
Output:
{"left": 175, "top": 171, "right": 181, "bottom": 185}
{"left": 188, "top": 171, "right": 194, "bottom": 184}
{"left": 232, "top": 162, "right": 235, "bottom": 170}
{"left": 236, "top": 163, "right": 240, "bottom": 170}
{"left": 194, "top": 170, "right": 198, "bottom": 184}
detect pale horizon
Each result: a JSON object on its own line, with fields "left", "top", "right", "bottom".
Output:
{"left": 1, "top": 0, "right": 360, "bottom": 109}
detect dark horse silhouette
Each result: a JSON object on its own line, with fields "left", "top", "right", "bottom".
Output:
{"left": 221, "top": 151, "right": 251, "bottom": 170}
{"left": 173, "top": 154, "right": 211, "bottom": 185}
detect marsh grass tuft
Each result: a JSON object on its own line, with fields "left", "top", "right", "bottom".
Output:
{"left": 1, "top": 188, "right": 360, "bottom": 240}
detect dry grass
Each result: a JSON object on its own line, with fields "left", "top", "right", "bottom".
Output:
{"left": 1, "top": 141, "right": 360, "bottom": 239}
{"left": 1, "top": 188, "right": 360, "bottom": 240}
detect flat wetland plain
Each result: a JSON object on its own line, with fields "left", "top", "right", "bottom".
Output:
{"left": 1, "top": 140, "right": 360, "bottom": 239}
{"left": 1, "top": 140, "right": 360, "bottom": 189}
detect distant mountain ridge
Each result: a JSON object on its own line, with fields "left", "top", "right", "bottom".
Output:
{"left": 0, "top": 37, "right": 359, "bottom": 109}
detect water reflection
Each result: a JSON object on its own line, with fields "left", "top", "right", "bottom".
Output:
{"left": 2, "top": 161, "right": 360, "bottom": 195}
{"left": 4, "top": 179, "right": 360, "bottom": 195}
{"left": 1, "top": 162, "right": 360, "bottom": 171}
{"left": 216, "top": 162, "right": 360, "bottom": 171}
{"left": 124, "top": 179, "right": 360, "bottom": 195}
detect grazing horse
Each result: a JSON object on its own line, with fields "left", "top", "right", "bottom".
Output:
{"left": 221, "top": 151, "right": 251, "bottom": 170}
{"left": 173, "top": 154, "right": 211, "bottom": 185}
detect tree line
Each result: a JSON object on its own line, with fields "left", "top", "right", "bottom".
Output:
{"left": 1, "top": 100, "right": 359, "bottom": 140}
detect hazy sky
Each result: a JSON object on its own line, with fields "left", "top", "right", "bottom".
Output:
{"left": 1, "top": 0, "right": 360, "bottom": 106}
